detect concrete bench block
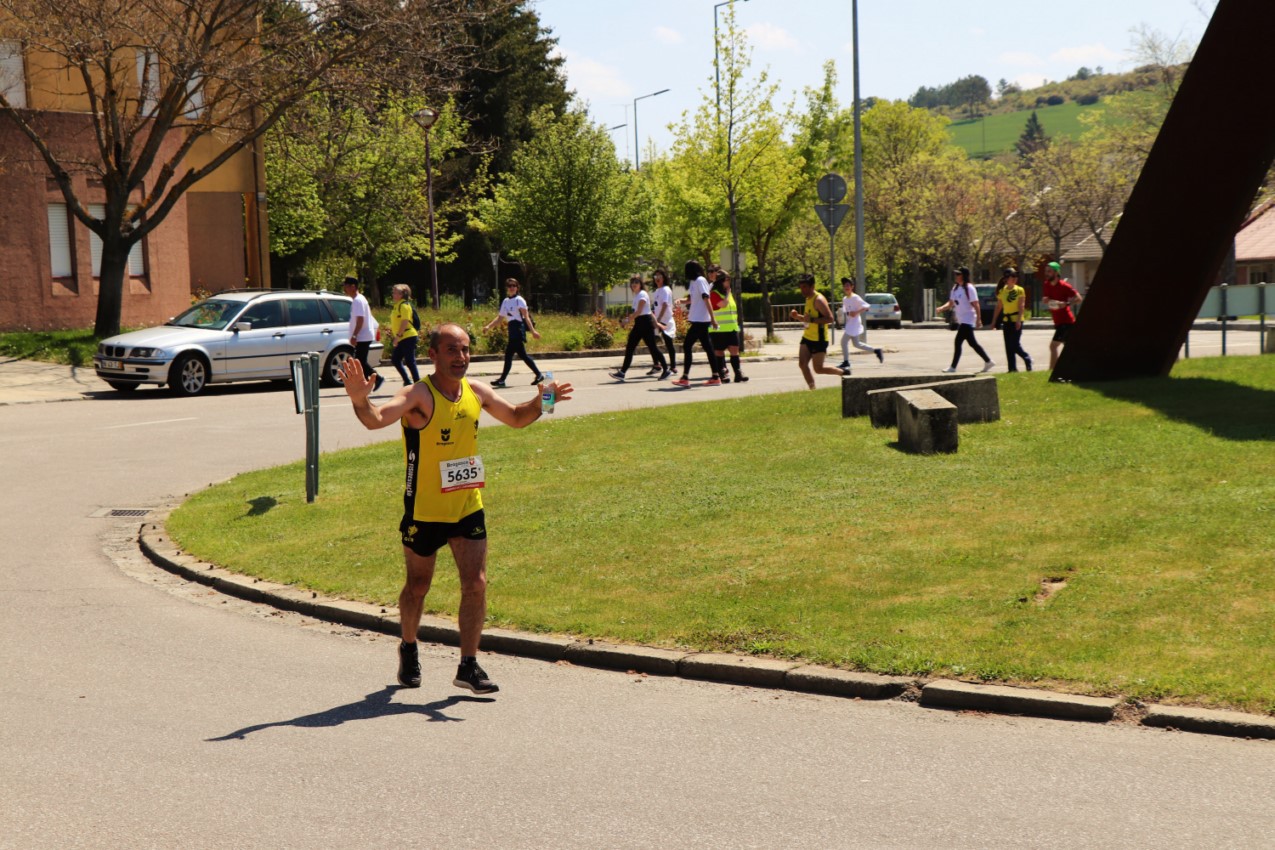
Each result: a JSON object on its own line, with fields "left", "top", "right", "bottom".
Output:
{"left": 841, "top": 373, "right": 969, "bottom": 418}
{"left": 868, "top": 375, "right": 1000, "bottom": 429}
{"left": 896, "top": 389, "right": 958, "bottom": 454}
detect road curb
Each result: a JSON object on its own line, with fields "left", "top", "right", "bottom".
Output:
{"left": 136, "top": 519, "right": 1274, "bottom": 742}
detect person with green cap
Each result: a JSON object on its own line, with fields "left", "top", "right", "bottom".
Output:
{"left": 1042, "top": 261, "right": 1082, "bottom": 370}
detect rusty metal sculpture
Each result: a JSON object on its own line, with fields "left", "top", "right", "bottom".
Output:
{"left": 1053, "top": 0, "right": 1275, "bottom": 382}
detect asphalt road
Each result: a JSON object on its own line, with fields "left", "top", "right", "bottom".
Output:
{"left": 2, "top": 327, "right": 1272, "bottom": 849}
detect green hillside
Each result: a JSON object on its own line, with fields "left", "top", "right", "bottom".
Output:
{"left": 947, "top": 101, "right": 1107, "bottom": 159}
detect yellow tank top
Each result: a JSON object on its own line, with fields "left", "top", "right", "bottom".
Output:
{"left": 402, "top": 376, "right": 482, "bottom": 523}
{"left": 802, "top": 295, "right": 826, "bottom": 342}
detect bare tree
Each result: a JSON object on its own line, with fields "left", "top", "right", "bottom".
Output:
{"left": 0, "top": 0, "right": 502, "bottom": 336}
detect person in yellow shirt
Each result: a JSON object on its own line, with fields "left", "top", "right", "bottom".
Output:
{"left": 990, "top": 267, "right": 1033, "bottom": 372}
{"left": 789, "top": 274, "right": 849, "bottom": 389}
{"left": 387, "top": 284, "right": 420, "bottom": 386}
{"left": 340, "top": 324, "right": 573, "bottom": 695}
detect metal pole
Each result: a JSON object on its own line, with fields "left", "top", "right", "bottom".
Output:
{"left": 852, "top": 0, "right": 866, "bottom": 295}
{"left": 1220, "top": 282, "right": 1228, "bottom": 356}
{"left": 425, "top": 131, "right": 439, "bottom": 310}
{"left": 633, "top": 89, "right": 669, "bottom": 171}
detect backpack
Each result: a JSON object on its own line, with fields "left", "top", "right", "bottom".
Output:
{"left": 410, "top": 303, "right": 421, "bottom": 332}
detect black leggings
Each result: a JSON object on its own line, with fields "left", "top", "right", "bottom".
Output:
{"left": 499, "top": 321, "right": 540, "bottom": 381}
{"left": 1001, "top": 322, "right": 1031, "bottom": 371}
{"left": 682, "top": 322, "right": 719, "bottom": 378}
{"left": 620, "top": 315, "right": 666, "bottom": 372}
{"left": 391, "top": 337, "right": 419, "bottom": 384}
{"left": 951, "top": 323, "right": 990, "bottom": 367}
{"left": 660, "top": 331, "right": 677, "bottom": 371}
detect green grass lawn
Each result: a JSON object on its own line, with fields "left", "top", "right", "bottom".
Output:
{"left": 948, "top": 102, "right": 1107, "bottom": 158}
{"left": 166, "top": 357, "right": 1275, "bottom": 714}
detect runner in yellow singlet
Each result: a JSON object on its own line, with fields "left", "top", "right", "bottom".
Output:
{"left": 788, "top": 274, "right": 850, "bottom": 389}
{"left": 340, "top": 323, "right": 573, "bottom": 695}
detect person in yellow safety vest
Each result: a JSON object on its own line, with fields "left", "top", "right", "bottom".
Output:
{"left": 708, "top": 271, "right": 749, "bottom": 383}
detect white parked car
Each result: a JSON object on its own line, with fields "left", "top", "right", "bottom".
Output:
{"left": 93, "top": 289, "right": 382, "bottom": 396}
{"left": 863, "top": 292, "right": 902, "bottom": 329}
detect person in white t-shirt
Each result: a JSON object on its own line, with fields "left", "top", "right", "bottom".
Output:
{"left": 672, "top": 260, "right": 721, "bottom": 387}
{"left": 610, "top": 275, "right": 669, "bottom": 381}
{"left": 935, "top": 266, "right": 994, "bottom": 373}
{"left": 837, "top": 277, "right": 884, "bottom": 371}
{"left": 343, "top": 277, "right": 383, "bottom": 393}
{"left": 650, "top": 269, "right": 677, "bottom": 375}
{"left": 483, "top": 278, "right": 543, "bottom": 389}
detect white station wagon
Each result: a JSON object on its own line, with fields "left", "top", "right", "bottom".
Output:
{"left": 93, "top": 289, "right": 382, "bottom": 396}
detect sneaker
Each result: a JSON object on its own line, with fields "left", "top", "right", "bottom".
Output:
{"left": 875, "top": 349, "right": 884, "bottom": 364}
{"left": 490, "top": 379, "right": 507, "bottom": 388}
{"left": 397, "top": 642, "right": 421, "bottom": 688}
{"left": 373, "top": 374, "right": 385, "bottom": 392}
{"left": 720, "top": 375, "right": 731, "bottom": 384}
{"left": 672, "top": 377, "right": 691, "bottom": 387}
{"left": 658, "top": 368, "right": 672, "bottom": 380}
{"left": 981, "top": 360, "right": 996, "bottom": 373}
{"left": 608, "top": 370, "right": 626, "bottom": 382}
{"left": 1025, "top": 357, "right": 1033, "bottom": 372}
{"left": 531, "top": 374, "right": 545, "bottom": 385}
{"left": 645, "top": 366, "right": 662, "bottom": 376}
{"left": 453, "top": 660, "right": 499, "bottom": 694}
{"left": 840, "top": 367, "right": 851, "bottom": 376}
{"left": 837, "top": 361, "right": 851, "bottom": 370}
{"left": 735, "top": 375, "right": 749, "bottom": 383}
{"left": 942, "top": 367, "right": 957, "bottom": 373}
{"left": 704, "top": 377, "right": 722, "bottom": 386}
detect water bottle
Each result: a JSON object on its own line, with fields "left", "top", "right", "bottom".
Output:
{"left": 540, "top": 371, "right": 555, "bottom": 414}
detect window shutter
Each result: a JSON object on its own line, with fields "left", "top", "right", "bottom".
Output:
{"left": 0, "top": 40, "right": 26, "bottom": 108}
{"left": 47, "top": 204, "right": 72, "bottom": 277}
{"left": 88, "top": 204, "right": 146, "bottom": 278}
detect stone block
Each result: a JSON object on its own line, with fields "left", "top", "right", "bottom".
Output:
{"left": 868, "top": 375, "right": 1000, "bottom": 429}
{"left": 921, "top": 680, "right": 1120, "bottom": 722}
{"left": 841, "top": 373, "right": 969, "bottom": 418}
{"left": 896, "top": 389, "right": 958, "bottom": 454}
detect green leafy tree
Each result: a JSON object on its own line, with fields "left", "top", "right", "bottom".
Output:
{"left": 475, "top": 105, "right": 651, "bottom": 303}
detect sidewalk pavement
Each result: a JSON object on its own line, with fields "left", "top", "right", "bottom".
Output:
{"left": 137, "top": 514, "right": 1275, "bottom": 742}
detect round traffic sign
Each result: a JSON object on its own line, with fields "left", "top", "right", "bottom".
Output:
{"left": 817, "top": 173, "right": 848, "bottom": 204}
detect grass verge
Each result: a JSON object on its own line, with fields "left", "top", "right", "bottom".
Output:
{"left": 166, "top": 357, "right": 1275, "bottom": 714}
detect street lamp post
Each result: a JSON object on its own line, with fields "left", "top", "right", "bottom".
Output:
{"left": 633, "top": 89, "right": 669, "bottom": 170}
{"left": 852, "top": 0, "right": 865, "bottom": 295}
{"left": 412, "top": 107, "right": 440, "bottom": 310}
{"left": 714, "top": 0, "right": 749, "bottom": 120}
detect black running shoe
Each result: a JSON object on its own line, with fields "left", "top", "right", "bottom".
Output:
{"left": 397, "top": 642, "right": 421, "bottom": 688}
{"left": 735, "top": 375, "right": 749, "bottom": 383}
{"left": 645, "top": 366, "right": 661, "bottom": 376}
{"left": 531, "top": 374, "right": 545, "bottom": 386}
{"left": 875, "top": 348, "right": 884, "bottom": 364}
{"left": 373, "top": 374, "right": 385, "bottom": 393}
{"left": 490, "top": 379, "right": 507, "bottom": 388}
{"left": 454, "top": 660, "right": 499, "bottom": 694}
{"left": 837, "top": 361, "right": 851, "bottom": 369}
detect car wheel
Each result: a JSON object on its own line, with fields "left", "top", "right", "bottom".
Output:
{"left": 168, "top": 353, "right": 209, "bottom": 396}
{"left": 322, "top": 348, "right": 353, "bottom": 388}
{"left": 106, "top": 380, "right": 138, "bottom": 393}
{"left": 892, "top": 321, "right": 902, "bottom": 329}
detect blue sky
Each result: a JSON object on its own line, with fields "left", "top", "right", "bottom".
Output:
{"left": 530, "top": 0, "right": 1217, "bottom": 165}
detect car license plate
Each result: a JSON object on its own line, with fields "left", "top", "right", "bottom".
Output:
{"left": 101, "top": 359, "right": 122, "bottom": 370}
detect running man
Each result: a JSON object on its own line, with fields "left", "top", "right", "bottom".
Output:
{"left": 837, "top": 277, "right": 884, "bottom": 371}
{"left": 339, "top": 323, "right": 573, "bottom": 695}
{"left": 1042, "top": 261, "right": 1082, "bottom": 370}
{"left": 790, "top": 274, "right": 849, "bottom": 389}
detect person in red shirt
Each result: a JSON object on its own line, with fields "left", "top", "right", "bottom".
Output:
{"left": 1042, "top": 261, "right": 1082, "bottom": 370}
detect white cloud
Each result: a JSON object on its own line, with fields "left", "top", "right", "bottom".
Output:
{"left": 969, "top": 26, "right": 986, "bottom": 37}
{"left": 554, "top": 47, "right": 631, "bottom": 100}
{"left": 1049, "top": 43, "right": 1123, "bottom": 67}
{"left": 654, "top": 26, "right": 683, "bottom": 46}
{"left": 746, "top": 22, "right": 798, "bottom": 51}
{"left": 1014, "top": 73, "right": 1048, "bottom": 91}
{"left": 999, "top": 51, "right": 1045, "bottom": 68}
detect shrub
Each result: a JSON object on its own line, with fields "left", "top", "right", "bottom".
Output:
{"left": 583, "top": 313, "right": 620, "bottom": 349}
{"left": 481, "top": 322, "right": 508, "bottom": 354}
{"left": 560, "top": 331, "right": 585, "bottom": 352}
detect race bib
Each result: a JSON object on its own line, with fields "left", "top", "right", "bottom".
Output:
{"left": 439, "top": 456, "right": 486, "bottom": 492}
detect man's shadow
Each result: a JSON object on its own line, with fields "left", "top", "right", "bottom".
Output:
{"left": 206, "top": 686, "right": 493, "bottom": 742}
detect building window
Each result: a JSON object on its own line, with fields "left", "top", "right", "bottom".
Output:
{"left": 0, "top": 39, "right": 26, "bottom": 108}
{"left": 47, "top": 203, "right": 72, "bottom": 277}
{"left": 183, "top": 76, "right": 205, "bottom": 118}
{"left": 88, "top": 204, "right": 146, "bottom": 277}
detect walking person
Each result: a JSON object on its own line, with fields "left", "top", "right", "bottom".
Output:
{"left": 708, "top": 270, "right": 748, "bottom": 383}
{"left": 650, "top": 269, "right": 678, "bottom": 375}
{"left": 1042, "top": 261, "right": 1082, "bottom": 370}
{"left": 483, "top": 278, "right": 544, "bottom": 388}
{"left": 936, "top": 267, "right": 994, "bottom": 373}
{"left": 387, "top": 284, "right": 421, "bottom": 386}
{"left": 610, "top": 275, "right": 669, "bottom": 381}
{"left": 343, "top": 277, "right": 383, "bottom": 393}
{"left": 790, "top": 274, "right": 849, "bottom": 390}
{"left": 836, "top": 277, "right": 884, "bottom": 371}
{"left": 338, "top": 324, "right": 573, "bottom": 695}
{"left": 672, "top": 260, "right": 722, "bottom": 388}
{"left": 990, "top": 267, "right": 1032, "bottom": 372}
